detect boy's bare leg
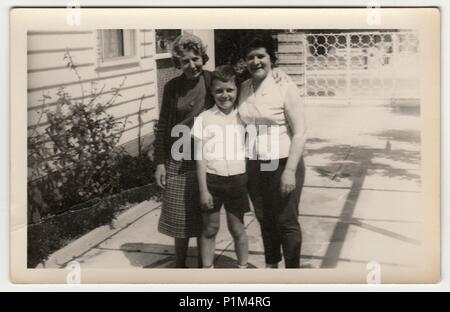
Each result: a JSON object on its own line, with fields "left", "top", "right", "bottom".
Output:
{"left": 226, "top": 211, "right": 248, "bottom": 267}
{"left": 200, "top": 211, "right": 221, "bottom": 268}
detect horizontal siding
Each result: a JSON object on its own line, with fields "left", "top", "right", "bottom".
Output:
{"left": 108, "top": 98, "right": 158, "bottom": 122}
{"left": 28, "top": 80, "right": 155, "bottom": 112}
{"left": 28, "top": 67, "right": 154, "bottom": 93}
{"left": 276, "top": 33, "right": 306, "bottom": 95}
{"left": 28, "top": 29, "right": 158, "bottom": 152}
{"left": 28, "top": 69, "right": 155, "bottom": 107}
{"left": 119, "top": 121, "right": 156, "bottom": 147}
{"left": 28, "top": 62, "right": 95, "bottom": 74}
{"left": 28, "top": 47, "right": 94, "bottom": 55}
{"left": 120, "top": 132, "right": 155, "bottom": 157}
{"left": 28, "top": 49, "right": 95, "bottom": 71}
{"left": 278, "top": 64, "right": 305, "bottom": 75}
{"left": 28, "top": 32, "right": 95, "bottom": 51}
{"left": 114, "top": 108, "right": 157, "bottom": 126}
{"left": 29, "top": 109, "right": 157, "bottom": 146}
{"left": 277, "top": 33, "right": 304, "bottom": 42}
{"left": 28, "top": 86, "right": 156, "bottom": 129}
{"left": 278, "top": 42, "right": 304, "bottom": 53}
{"left": 29, "top": 123, "right": 157, "bottom": 165}
{"left": 107, "top": 93, "right": 156, "bottom": 110}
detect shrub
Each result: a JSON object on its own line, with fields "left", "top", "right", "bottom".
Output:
{"left": 26, "top": 50, "right": 162, "bottom": 267}
{"left": 27, "top": 50, "right": 129, "bottom": 221}
{"left": 117, "top": 154, "right": 156, "bottom": 189}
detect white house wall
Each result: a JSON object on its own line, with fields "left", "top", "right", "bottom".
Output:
{"left": 27, "top": 29, "right": 158, "bottom": 152}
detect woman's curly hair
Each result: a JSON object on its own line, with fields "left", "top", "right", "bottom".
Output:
{"left": 243, "top": 34, "right": 278, "bottom": 65}
{"left": 171, "top": 33, "right": 209, "bottom": 69}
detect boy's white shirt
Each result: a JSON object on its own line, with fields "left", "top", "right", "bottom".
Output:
{"left": 191, "top": 105, "right": 246, "bottom": 176}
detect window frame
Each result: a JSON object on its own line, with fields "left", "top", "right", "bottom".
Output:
{"left": 96, "top": 29, "right": 140, "bottom": 69}
{"left": 154, "top": 29, "right": 182, "bottom": 60}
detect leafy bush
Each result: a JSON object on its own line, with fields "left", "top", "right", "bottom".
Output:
{"left": 27, "top": 51, "right": 128, "bottom": 221}
{"left": 27, "top": 50, "right": 162, "bottom": 267}
{"left": 117, "top": 154, "right": 156, "bottom": 189}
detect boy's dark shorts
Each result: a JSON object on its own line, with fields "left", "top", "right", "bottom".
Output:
{"left": 206, "top": 173, "right": 251, "bottom": 220}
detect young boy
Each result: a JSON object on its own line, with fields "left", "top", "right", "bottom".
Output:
{"left": 191, "top": 65, "right": 249, "bottom": 269}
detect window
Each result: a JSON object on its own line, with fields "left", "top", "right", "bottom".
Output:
{"left": 97, "top": 29, "right": 139, "bottom": 68}
{"left": 155, "top": 29, "right": 181, "bottom": 56}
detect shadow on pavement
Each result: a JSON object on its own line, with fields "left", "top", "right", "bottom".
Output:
{"left": 306, "top": 142, "right": 421, "bottom": 183}
{"left": 388, "top": 105, "right": 420, "bottom": 117}
{"left": 306, "top": 136, "right": 421, "bottom": 268}
{"left": 120, "top": 242, "right": 259, "bottom": 268}
{"left": 320, "top": 149, "right": 372, "bottom": 268}
{"left": 372, "top": 129, "right": 421, "bottom": 144}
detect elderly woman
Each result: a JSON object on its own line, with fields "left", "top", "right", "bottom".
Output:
{"left": 238, "top": 35, "right": 307, "bottom": 268}
{"left": 153, "top": 34, "right": 213, "bottom": 268}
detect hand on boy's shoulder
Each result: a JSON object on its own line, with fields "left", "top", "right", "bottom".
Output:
{"left": 272, "top": 68, "right": 293, "bottom": 87}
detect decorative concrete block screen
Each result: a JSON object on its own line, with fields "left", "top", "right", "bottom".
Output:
{"left": 277, "top": 31, "right": 420, "bottom": 106}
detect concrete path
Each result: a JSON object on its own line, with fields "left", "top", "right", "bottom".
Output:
{"left": 42, "top": 104, "right": 423, "bottom": 270}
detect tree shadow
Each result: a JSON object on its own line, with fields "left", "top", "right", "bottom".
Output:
{"left": 306, "top": 142, "right": 421, "bottom": 183}
{"left": 372, "top": 129, "right": 421, "bottom": 144}
{"left": 319, "top": 148, "right": 373, "bottom": 268}
{"left": 386, "top": 104, "right": 421, "bottom": 117}
{"left": 304, "top": 139, "right": 421, "bottom": 268}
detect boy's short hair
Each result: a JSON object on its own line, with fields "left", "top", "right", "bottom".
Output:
{"left": 211, "top": 65, "right": 237, "bottom": 86}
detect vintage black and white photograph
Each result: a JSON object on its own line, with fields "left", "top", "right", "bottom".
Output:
{"left": 11, "top": 8, "right": 440, "bottom": 283}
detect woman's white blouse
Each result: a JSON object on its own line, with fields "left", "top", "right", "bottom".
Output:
{"left": 238, "top": 72, "right": 300, "bottom": 160}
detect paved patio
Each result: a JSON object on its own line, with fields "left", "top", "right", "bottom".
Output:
{"left": 41, "top": 103, "right": 423, "bottom": 270}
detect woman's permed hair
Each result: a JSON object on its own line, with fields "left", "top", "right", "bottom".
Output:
{"left": 171, "top": 34, "right": 209, "bottom": 69}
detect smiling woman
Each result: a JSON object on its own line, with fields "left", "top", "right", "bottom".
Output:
{"left": 244, "top": 36, "right": 277, "bottom": 84}
{"left": 153, "top": 33, "right": 214, "bottom": 268}
{"left": 238, "top": 34, "right": 307, "bottom": 269}
{"left": 178, "top": 51, "right": 204, "bottom": 80}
